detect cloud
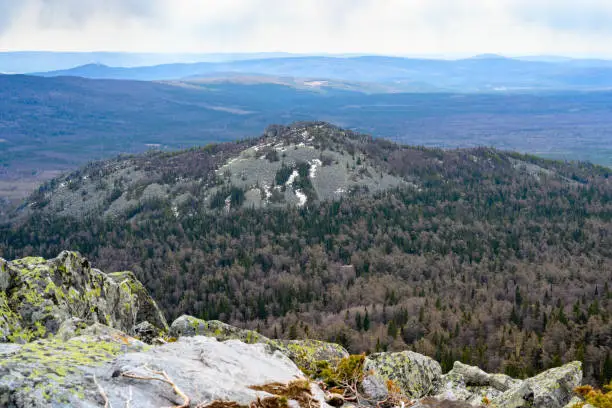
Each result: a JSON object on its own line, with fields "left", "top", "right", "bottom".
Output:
{"left": 513, "top": 0, "right": 612, "bottom": 33}
{"left": 36, "top": 0, "right": 159, "bottom": 28}
{"left": 0, "top": 0, "right": 158, "bottom": 32}
{"left": 0, "top": 0, "right": 610, "bottom": 57}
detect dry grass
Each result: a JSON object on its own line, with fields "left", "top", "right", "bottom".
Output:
{"left": 249, "top": 379, "right": 319, "bottom": 408}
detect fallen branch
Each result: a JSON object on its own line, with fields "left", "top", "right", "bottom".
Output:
{"left": 121, "top": 367, "right": 190, "bottom": 408}
{"left": 94, "top": 374, "right": 112, "bottom": 408}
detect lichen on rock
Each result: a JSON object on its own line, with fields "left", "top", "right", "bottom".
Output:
{"left": 0, "top": 251, "right": 168, "bottom": 344}
{"left": 492, "top": 361, "right": 583, "bottom": 408}
{"left": 170, "top": 315, "right": 349, "bottom": 374}
{"left": 361, "top": 350, "right": 443, "bottom": 400}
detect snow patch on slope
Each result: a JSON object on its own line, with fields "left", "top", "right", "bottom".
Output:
{"left": 309, "top": 159, "right": 322, "bottom": 179}
{"left": 295, "top": 190, "right": 307, "bottom": 207}
{"left": 286, "top": 170, "right": 299, "bottom": 186}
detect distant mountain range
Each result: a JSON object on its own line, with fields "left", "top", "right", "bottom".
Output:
{"left": 0, "top": 51, "right": 302, "bottom": 74}
{"left": 26, "top": 55, "right": 612, "bottom": 92}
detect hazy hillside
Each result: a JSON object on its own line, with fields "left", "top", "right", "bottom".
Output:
{"left": 32, "top": 55, "right": 612, "bottom": 91}
{"left": 2, "top": 123, "right": 610, "bottom": 385}
{"left": 3, "top": 74, "right": 612, "bottom": 206}
{"left": 0, "top": 51, "right": 298, "bottom": 74}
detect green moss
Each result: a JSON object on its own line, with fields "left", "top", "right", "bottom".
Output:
{"left": 304, "top": 354, "right": 366, "bottom": 388}
{"left": 11, "top": 257, "right": 46, "bottom": 266}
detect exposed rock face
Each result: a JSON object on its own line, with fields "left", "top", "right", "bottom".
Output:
{"left": 97, "top": 337, "right": 327, "bottom": 407}
{"left": 0, "top": 327, "right": 146, "bottom": 407}
{"left": 170, "top": 314, "right": 349, "bottom": 373}
{"left": 491, "top": 362, "right": 582, "bottom": 408}
{"left": 0, "top": 253, "right": 587, "bottom": 408}
{"left": 0, "top": 332, "right": 330, "bottom": 408}
{"left": 170, "top": 314, "right": 268, "bottom": 344}
{"left": 0, "top": 251, "right": 167, "bottom": 343}
{"left": 435, "top": 361, "right": 582, "bottom": 408}
{"left": 361, "top": 350, "right": 443, "bottom": 400}
{"left": 435, "top": 361, "right": 522, "bottom": 405}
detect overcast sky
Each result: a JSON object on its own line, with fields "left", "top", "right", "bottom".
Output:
{"left": 0, "top": 0, "right": 610, "bottom": 57}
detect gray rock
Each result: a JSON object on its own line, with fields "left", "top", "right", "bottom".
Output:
{"left": 0, "top": 331, "right": 331, "bottom": 407}
{"left": 492, "top": 362, "right": 582, "bottom": 408}
{"left": 170, "top": 315, "right": 349, "bottom": 372}
{"left": 170, "top": 314, "right": 267, "bottom": 343}
{"left": 0, "top": 343, "right": 21, "bottom": 356}
{"left": 133, "top": 321, "right": 161, "bottom": 344}
{"left": 447, "top": 361, "right": 519, "bottom": 392}
{"left": 56, "top": 317, "right": 89, "bottom": 341}
{"left": 0, "top": 257, "right": 9, "bottom": 291}
{"left": 0, "top": 328, "right": 142, "bottom": 407}
{"left": 563, "top": 396, "right": 583, "bottom": 408}
{"left": 99, "top": 336, "right": 312, "bottom": 406}
{"left": 362, "top": 350, "right": 443, "bottom": 400}
{"left": 0, "top": 251, "right": 168, "bottom": 343}
{"left": 434, "top": 361, "right": 522, "bottom": 405}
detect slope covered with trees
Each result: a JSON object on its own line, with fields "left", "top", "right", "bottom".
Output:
{"left": 1, "top": 123, "right": 610, "bottom": 386}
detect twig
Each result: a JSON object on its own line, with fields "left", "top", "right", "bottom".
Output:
{"left": 121, "top": 367, "right": 191, "bottom": 408}
{"left": 94, "top": 374, "right": 112, "bottom": 408}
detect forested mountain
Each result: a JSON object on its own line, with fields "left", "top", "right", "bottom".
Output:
{"left": 1, "top": 123, "right": 611, "bottom": 386}
{"left": 3, "top": 73, "right": 612, "bottom": 203}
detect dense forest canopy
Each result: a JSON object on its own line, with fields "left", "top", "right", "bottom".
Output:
{"left": 1, "top": 123, "right": 611, "bottom": 386}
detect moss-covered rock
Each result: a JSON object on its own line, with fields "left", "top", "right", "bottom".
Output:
{"left": 361, "top": 350, "right": 443, "bottom": 400}
{"left": 0, "top": 324, "right": 149, "bottom": 407}
{"left": 0, "top": 251, "right": 168, "bottom": 343}
{"left": 280, "top": 339, "right": 349, "bottom": 374}
{"left": 170, "top": 315, "right": 268, "bottom": 344}
{"left": 435, "top": 361, "right": 521, "bottom": 405}
{"left": 170, "top": 315, "right": 348, "bottom": 374}
{"left": 492, "top": 361, "right": 582, "bottom": 408}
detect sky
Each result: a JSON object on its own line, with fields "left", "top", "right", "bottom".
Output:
{"left": 0, "top": 0, "right": 610, "bottom": 58}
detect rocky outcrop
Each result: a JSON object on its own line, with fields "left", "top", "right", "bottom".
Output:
{"left": 0, "top": 251, "right": 167, "bottom": 343}
{"left": 435, "top": 361, "right": 582, "bottom": 408}
{"left": 435, "top": 361, "right": 522, "bottom": 405}
{"left": 0, "top": 325, "right": 146, "bottom": 407}
{"left": 0, "top": 331, "right": 331, "bottom": 408}
{"left": 0, "top": 253, "right": 587, "bottom": 408}
{"left": 361, "top": 350, "right": 443, "bottom": 400}
{"left": 170, "top": 314, "right": 349, "bottom": 373}
{"left": 491, "top": 362, "right": 582, "bottom": 408}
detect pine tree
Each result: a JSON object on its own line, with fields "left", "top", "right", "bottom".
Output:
{"left": 515, "top": 286, "right": 523, "bottom": 306}
{"left": 387, "top": 320, "right": 398, "bottom": 338}
{"left": 603, "top": 352, "right": 612, "bottom": 384}
{"left": 355, "top": 312, "right": 363, "bottom": 331}
{"left": 363, "top": 308, "right": 371, "bottom": 331}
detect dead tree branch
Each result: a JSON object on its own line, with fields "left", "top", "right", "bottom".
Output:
{"left": 121, "top": 367, "right": 190, "bottom": 408}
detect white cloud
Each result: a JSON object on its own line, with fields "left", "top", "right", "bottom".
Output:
{"left": 0, "top": 0, "right": 610, "bottom": 57}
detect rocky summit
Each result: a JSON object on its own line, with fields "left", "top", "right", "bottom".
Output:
{"left": 0, "top": 253, "right": 586, "bottom": 407}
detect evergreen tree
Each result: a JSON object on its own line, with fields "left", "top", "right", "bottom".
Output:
{"left": 363, "top": 309, "right": 371, "bottom": 331}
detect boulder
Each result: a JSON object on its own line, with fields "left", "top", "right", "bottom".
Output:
{"left": 0, "top": 330, "right": 332, "bottom": 408}
{"left": 434, "top": 361, "right": 522, "bottom": 405}
{"left": 0, "top": 326, "right": 142, "bottom": 407}
{"left": 170, "top": 314, "right": 267, "bottom": 344}
{"left": 170, "top": 315, "right": 349, "bottom": 373}
{"left": 492, "top": 362, "right": 582, "bottom": 408}
{"left": 280, "top": 339, "right": 350, "bottom": 373}
{"left": 362, "top": 350, "right": 443, "bottom": 400}
{"left": 0, "top": 251, "right": 168, "bottom": 343}
{"left": 133, "top": 321, "right": 161, "bottom": 344}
